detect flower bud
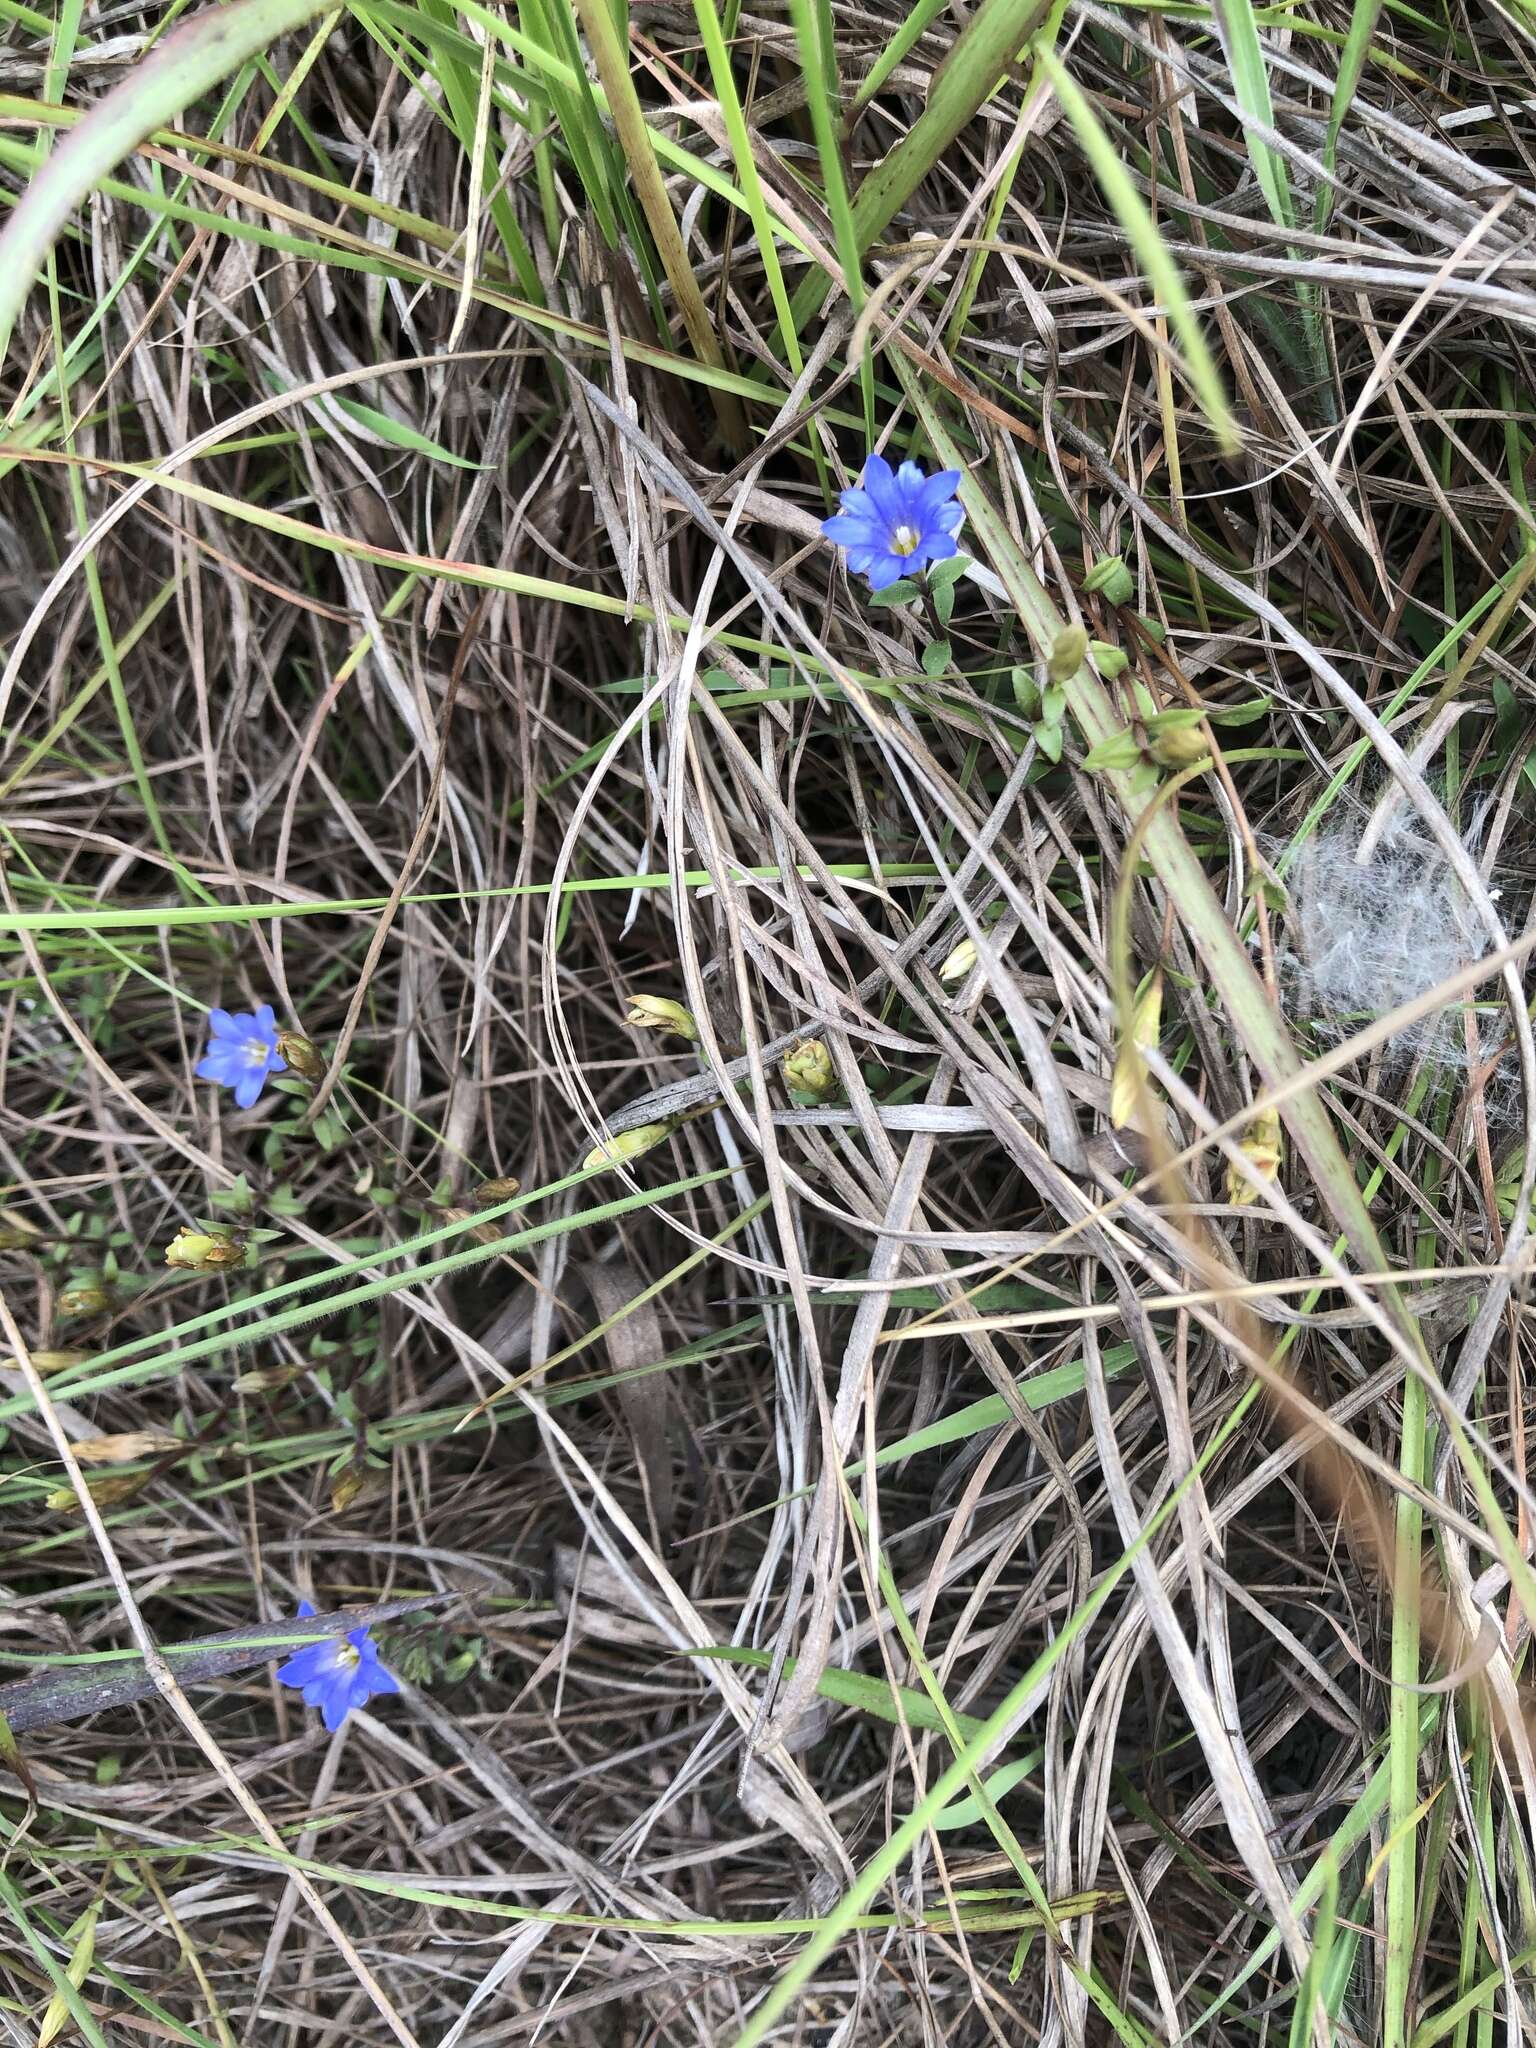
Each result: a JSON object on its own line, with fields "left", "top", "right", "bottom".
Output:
{"left": 939, "top": 937, "right": 978, "bottom": 986}
{"left": 1227, "top": 1106, "right": 1283, "bottom": 1206}
{"left": 73, "top": 1430, "right": 181, "bottom": 1465}
{"left": 474, "top": 1176, "right": 522, "bottom": 1209}
{"left": 1146, "top": 711, "right": 1210, "bottom": 770}
{"left": 0, "top": 1211, "right": 41, "bottom": 1252}
{"left": 1110, "top": 977, "right": 1163, "bottom": 1131}
{"left": 1047, "top": 624, "right": 1088, "bottom": 684}
{"left": 1083, "top": 553, "right": 1134, "bottom": 605}
{"left": 583, "top": 1122, "right": 674, "bottom": 1172}
{"left": 165, "top": 1226, "right": 246, "bottom": 1271}
{"left": 2, "top": 1349, "right": 87, "bottom": 1377}
{"left": 782, "top": 1038, "right": 838, "bottom": 1103}
{"left": 46, "top": 1473, "right": 148, "bottom": 1514}
{"left": 625, "top": 995, "right": 698, "bottom": 1042}
{"left": 275, "top": 1030, "right": 325, "bottom": 1081}
{"left": 57, "top": 1283, "right": 111, "bottom": 1318}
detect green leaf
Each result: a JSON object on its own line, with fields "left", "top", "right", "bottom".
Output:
{"left": 328, "top": 393, "right": 487, "bottom": 469}
{"left": 867, "top": 577, "right": 921, "bottom": 607}
{"left": 1082, "top": 730, "right": 1143, "bottom": 773}
{"left": 933, "top": 577, "right": 956, "bottom": 626}
{"left": 1209, "top": 0, "right": 1295, "bottom": 232}
{"left": 925, "top": 555, "right": 970, "bottom": 593}
{"left": 1035, "top": 50, "right": 1239, "bottom": 454}
{"left": 921, "top": 639, "right": 952, "bottom": 675}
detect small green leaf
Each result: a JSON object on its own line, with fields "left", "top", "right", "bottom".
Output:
{"left": 925, "top": 555, "right": 969, "bottom": 592}
{"left": 1091, "top": 639, "right": 1128, "bottom": 679}
{"left": 933, "top": 578, "right": 955, "bottom": 626}
{"left": 868, "top": 577, "right": 921, "bottom": 608}
{"left": 1034, "top": 720, "right": 1064, "bottom": 764}
{"left": 1083, "top": 730, "right": 1143, "bottom": 773}
{"left": 921, "top": 639, "right": 952, "bottom": 676}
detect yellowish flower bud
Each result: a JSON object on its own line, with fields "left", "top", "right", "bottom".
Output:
{"left": 0, "top": 1210, "right": 42, "bottom": 1252}
{"left": 46, "top": 1473, "right": 149, "bottom": 1514}
{"left": 2, "top": 1349, "right": 87, "bottom": 1377}
{"left": 782, "top": 1038, "right": 838, "bottom": 1103}
{"left": 165, "top": 1226, "right": 246, "bottom": 1271}
{"left": 275, "top": 1030, "right": 325, "bottom": 1081}
{"left": 1227, "top": 1106, "right": 1283, "bottom": 1206}
{"left": 57, "top": 1284, "right": 111, "bottom": 1318}
{"left": 625, "top": 995, "right": 698, "bottom": 1042}
{"left": 582, "top": 1122, "right": 674, "bottom": 1172}
{"left": 474, "top": 1176, "right": 522, "bottom": 1209}
{"left": 1147, "top": 719, "right": 1211, "bottom": 770}
{"left": 939, "top": 936, "right": 979, "bottom": 986}
{"left": 1047, "top": 624, "right": 1089, "bottom": 684}
{"left": 72, "top": 1430, "right": 182, "bottom": 1465}
{"left": 1110, "top": 976, "right": 1163, "bottom": 1131}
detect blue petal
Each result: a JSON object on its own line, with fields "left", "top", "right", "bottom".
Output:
{"left": 859, "top": 453, "right": 900, "bottom": 520}
{"left": 917, "top": 469, "right": 962, "bottom": 513}
{"left": 254, "top": 1004, "right": 277, "bottom": 1036}
{"left": 893, "top": 460, "right": 929, "bottom": 510}
{"left": 865, "top": 553, "right": 908, "bottom": 590}
{"left": 296, "top": 1599, "right": 317, "bottom": 1619}
{"left": 821, "top": 511, "right": 879, "bottom": 545}
{"left": 365, "top": 1662, "right": 401, "bottom": 1696}
{"left": 320, "top": 1687, "right": 351, "bottom": 1731}
{"left": 916, "top": 534, "right": 959, "bottom": 566}
{"left": 934, "top": 502, "right": 966, "bottom": 535}
{"left": 208, "top": 1008, "right": 238, "bottom": 1037}
{"left": 233, "top": 1071, "right": 265, "bottom": 1110}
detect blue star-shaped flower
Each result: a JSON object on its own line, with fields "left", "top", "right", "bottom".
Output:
{"left": 820, "top": 453, "right": 964, "bottom": 591}
{"left": 195, "top": 1004, "right": 287, "bottom": 1110}
{"left": 276, "top": 1600, "right": 401, "bottom": 1732}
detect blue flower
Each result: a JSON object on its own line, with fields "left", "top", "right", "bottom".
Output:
{"left": 821, "top": 453, "right": 964, "bottom": 591}
{"left": 276, "top": 1600, "right": 401, "bottom": 1732}
{"left": 196, "top": 1004, "right": 286, "bottom": 1110}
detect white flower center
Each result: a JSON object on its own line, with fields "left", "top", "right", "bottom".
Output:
{"left": 244, "top": 1038, "right": 269, "bottom": 1065}
{"left": 331, "top": 1641, "right": 360, "bottom": 1671}
{"left": 890, "top": 523, "right": 920, "bottom": 557}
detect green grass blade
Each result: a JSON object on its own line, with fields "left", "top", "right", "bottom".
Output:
{"left": 1035, "top": 49, "right": 1238, "bottom": 453}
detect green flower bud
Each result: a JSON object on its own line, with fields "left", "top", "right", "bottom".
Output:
{"left": 1145, "top": 710, "right": 1210, "bottom": 770}
{"left": 939, "top": 937, "right": 979, "bottom": 986}
{"left": 57, "top": 1283, "right": 111, "bottom": 1319}
{"left": 583, "top": 1122, "right": 674, "bottom": 1172}
{"left": 275, "top": 1030, "right": 325, "bottom": 1081}
{"left": 1047, "top": 624, "right": 1089, "bottom": 684}
{"left": 625, "top": 995, "right": 698, "bottom": 1042}
{"left": 1083, "top": 554, "right": 1135, "bottom": 605}
{"left": 782, "top": 1038, "right": 838, "bottom": 1102}
{"left": 473, "top": 1176, "right": 522, "bottom": 1208}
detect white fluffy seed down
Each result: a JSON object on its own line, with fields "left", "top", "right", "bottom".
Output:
{"left": 1280, "top": 812, "right": 1512, "bottom": 1083}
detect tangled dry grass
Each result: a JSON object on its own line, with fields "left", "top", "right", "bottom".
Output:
{"left": 3, "top": 0, "right": 1536, "bottom": 2041}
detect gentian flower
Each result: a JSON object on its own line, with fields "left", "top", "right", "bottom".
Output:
{"left": 821, "top": 453, "right": 964, "bottom": 591}
{"left": 196, "top": 1004, "right": 286, "bottom": 1109}
{"left": 276, "top": 1600, "right": 401, "bottom": 1731}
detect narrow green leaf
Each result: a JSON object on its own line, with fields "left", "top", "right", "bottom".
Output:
{"left": 1034, "top": 50, "right": 1239, "bottom": 453}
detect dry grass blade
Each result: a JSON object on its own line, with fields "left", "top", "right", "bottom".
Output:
{"left": 4, "top": 2, "right": 1536, "bottom": 2042}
